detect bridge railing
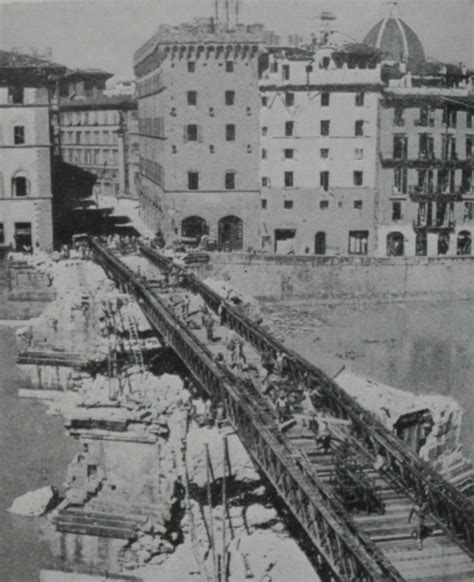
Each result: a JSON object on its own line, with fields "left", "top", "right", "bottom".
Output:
{"left": 138, "top": 243, "right": 474, "bottom": 556}
{"left": 91, "top": 238, "right": 404, "bottom": 582}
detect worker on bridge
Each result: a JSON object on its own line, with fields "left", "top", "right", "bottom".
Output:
{"left": 408, "top": 500, "right": 430, "bottom": 550}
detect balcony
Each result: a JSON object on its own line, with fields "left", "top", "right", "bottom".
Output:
{"left": 408, "top": 184, "right": 465, "bottom": 201}
{"left": 412, "top": 219, "right": 456, "bottom": 232}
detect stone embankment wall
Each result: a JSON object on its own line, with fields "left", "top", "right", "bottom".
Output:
{"left": 193, "top": 254, "right": 474, "bottom": 301}
{"left": 0, "top": 258, "right": 54, "bottom": 318}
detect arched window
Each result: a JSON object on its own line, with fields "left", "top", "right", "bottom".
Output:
{"left": 314, "top": 231, "right": 326, "bottom": 255}
{"left": 456, "top": 230, "right": 471, "bottom": 256}
{"left": 11, "top": 171, "right": 30, "bottom": 197}
{"left": 181, "top": 216, "right": 209, "bottom": 241}
{"left": 218, "top": 215, "right": 243, "bottom": 251}
{"left": 386, "top": 232, "right": 404, "bottom": 256}
{"left": 438, "top": 232, "right": 450, "bottom": 256}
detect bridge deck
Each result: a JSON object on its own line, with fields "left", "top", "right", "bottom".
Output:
{"left": 90, "top": 239, "right": 474, "bottom": 581}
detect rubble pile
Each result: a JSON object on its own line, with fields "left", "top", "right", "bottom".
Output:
{"left": 335, "top": 369, "right": 474, "bottom": 490}
{"left": 8, "top": 486, "right": 58, "bottom": 517}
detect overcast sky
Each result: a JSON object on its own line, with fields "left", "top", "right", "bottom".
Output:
{"left": 0, "top": 0, "right": 472, "bottom": 79}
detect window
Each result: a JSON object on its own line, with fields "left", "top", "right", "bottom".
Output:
{"left": 321, "top": 92, "right": 330, "bottom": 107}
{"left": 226, "top": 61, "right": 234, "bottom": 73}
{"left": 284, "top": 121, "right": 294, "bottom": 137}
{"left": 261, "top": 126, "right": 268, "bottom": 137}
{"left": 14, "top": 126, "right": 25, "bottom": 145}
{"left": 12, "top": 175, "right": 29, "bottom": 197}
{"left": 355, "top": 148, "right": 364, "bottom": 159}
{"left": 320, "top": 171, "right": 329, "bottom": 191}
{"left": 225, "top": 124, "right": 236, "bottom": 141}
{"left": 355, "top": 92, "right": 365, "bottom": 107}
{"left": 355, "top": 120, "right": 364, "bottom": 136}
{"left": 225, "top": 90, "right": 235, "bottom": 106}
{"left": 353, "top": 171, "right": 363, "bottom": 186}
{"left": 225, "top": 171, "right": 235, "bottom": 190}
{"left": 282, "top": 64, "right": 290, "bottom": 81}
{"left": 284, "top": 171, "right": 294, "bottom": 187}
{"left": 320, "top": 200, "right": 329, "bottom": 209}
{"left": 0, "top": 223, "right": 4, "bottom": 245}
{"left": 187, "top": 61, "right": 196, "bottom": 73}
{"left": 467, "top": 113, "right": 473, "bottom": 129}
{"left": 392, "top": 201, "right": 402, "bottom": 221}
{"left": 186, "top": 124, "right": 198, "bottom": 141}
{"left": 465, "top": 136, "right": 473, "bottom": 158}
{"left": 394, "top": 107, "right": 405, "bottom": 127}
{"left": 76, "top": 131, "right": 82, "bottom": 144}
{"left": 262, "top": 149, "right": 267, "bottom": 160}
{"left": 284, "top": 148, "right": 294, "bottom": 159}
{"left": 354, "top": 200, "right": 363, "bottom": 210}
{"left": 187, "top": 91, "right": 197, "bottom": 105}
{"left": 464, "top": 202, "right": 474, "bottom": 222}
{"left": 261, "top": 96, "right": 268, "bottom": 107}
{"left": 262, "top": 177, "right": 269, "bottom": 187}
{"left": 271, "top": 61, "right": 278, "bottom": 73}
{"left": 320, "top": 148, "right": 329, "bottom": 159}
{"left": 285, "top": 92, "right": 294, "bottom": 107}
{"left": 393, "top": 167, "right": 406, "bottom": 194}
{"left": 8, "top": 86, "right": 24, "bottom": 104}
{"left": 261, "top": 199, "right": 267, "bottom": 209}
{"left": 393, "top": 135, "right": 408, "bottom": 159}
{"left": 188, "top": 171, "right": 199, "bottom": 190}
{"left": 349, "top": 231, "right": 369, "bottom": 255}
{"left": 284, "top": 200, "right": 294, "bottom": 209}
{"left": 320, "top": 120, "right": 330, "bottom": 136}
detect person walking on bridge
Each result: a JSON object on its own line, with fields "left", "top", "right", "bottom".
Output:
{"left": 408, "top": 500, "right": 430, "bottom": 550}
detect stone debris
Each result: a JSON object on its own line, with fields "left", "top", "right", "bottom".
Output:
{"left": 186, "top": 426, "right": 260, "bottom": 489}
{"left": 8, "top": 486, "right": 58, "bottom": 517}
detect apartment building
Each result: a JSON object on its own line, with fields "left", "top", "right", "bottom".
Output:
{"left": 134, "top": 18, "right": 263, "bottom": 250}
{"left": 259, "top": 44, "right": 383, "bottom": 254}
{"left": 0, "top": 49, "right": 64, "bottom": 251}
{"left": 59, "top": 95, "right": 137, "bottom": 196}
{"left": 377, "top": 83, "right": 474, "bottom": 257}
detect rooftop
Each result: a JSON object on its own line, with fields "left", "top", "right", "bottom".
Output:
{"left": 134, "top": 17, "right": 264, "bottom": 66}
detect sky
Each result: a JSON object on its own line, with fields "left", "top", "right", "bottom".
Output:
{"left": 0, "top": 0, "right": 472, "bottom": 79}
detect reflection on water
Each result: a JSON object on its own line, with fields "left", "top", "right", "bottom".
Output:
{"left": 0, "top": 327, "right": 78, "bottom": 582}
{"left": 261, "top": 299, "right": 474, "bottom": 460}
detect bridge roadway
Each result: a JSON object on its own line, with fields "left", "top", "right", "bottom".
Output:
{"left": 90, "top": 239, "right": 474, "bottom": 582}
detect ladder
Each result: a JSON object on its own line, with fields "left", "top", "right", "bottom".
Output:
{"left": 120, "top": 284, "right": 145, "bottom": 373}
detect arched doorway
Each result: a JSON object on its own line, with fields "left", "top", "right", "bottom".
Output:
{"left": 457, "top": 230, "right": 472, "bottom": 255}
{"left": 218, "top": 216, "right": 243, "bottom": 251}
{"left": 314, "top": 231, "right": 326, "bottom": 255}
{"left": 181, "top": 216, "right": 209, "bottom": 241}
{"left": 438, "top": 232, "right": 450, "bottom": 256}
{"left": 386, "top": 232, "right": 404, "bottom": 256}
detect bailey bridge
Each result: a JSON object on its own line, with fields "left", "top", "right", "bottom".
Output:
{"left": 90, "top": 238, "right": 474, "bottom": 582}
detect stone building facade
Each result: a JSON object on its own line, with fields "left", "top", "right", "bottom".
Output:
{"left": 376, "top": 88, "right": 474, "bottom": 257}
{"left": 259, "top": 45, "right": 383, "bottom": 255}
{"left": 0, "top": 50, "right": 64, "bottom": 251}
{"left": 134, "top": 18, "right": 263, "bottom": 250}
{"left": 59, "top": 95, "right": 137, "bottom": 197}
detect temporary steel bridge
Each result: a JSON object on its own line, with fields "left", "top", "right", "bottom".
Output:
{"left": 90, "top": 238, "right": 474, "bottom": 582}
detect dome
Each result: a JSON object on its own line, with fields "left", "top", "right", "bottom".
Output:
{"left": 363, "top": 17, "right": 425, "bottom": 67}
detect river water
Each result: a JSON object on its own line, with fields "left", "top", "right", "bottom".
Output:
{"left": 0, "top": 326, "right": 78, "bottom": 582}
{"left": 261, "top": 298, "right": 474, "bottom": 461}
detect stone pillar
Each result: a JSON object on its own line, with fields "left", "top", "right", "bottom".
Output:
{"left": 118, "top": 132, "right": 126, "bottom": 196}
